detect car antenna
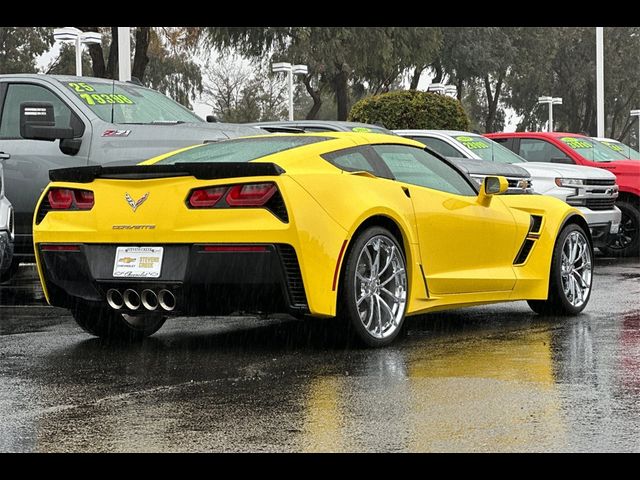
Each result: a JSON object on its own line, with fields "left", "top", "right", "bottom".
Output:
{"left": 110, "top": 78, "right": 115, "bottom": 124}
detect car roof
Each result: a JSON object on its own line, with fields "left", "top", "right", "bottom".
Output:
{"left": 394, "top": 129, "right": 482, "bottom": 137}
{"left": 0, "top": 73, "right": 151, "bottom": 89}
{"left": 485, "top": 131, "right": 587, "bottom": 139}
{"left": 253, "top": 120, "right": 393, "bottom": 133}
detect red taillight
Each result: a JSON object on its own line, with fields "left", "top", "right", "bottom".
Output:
{"left": 40, "top": 244, "right": 81, "bottom": 252}
{"left": 225, "top": 183, "right": 276, "bottom": 206}
{"left": 48, "top": 188, "right": 74, "bottom": 209}
{"left": 74, "top": 190, "right": 94, "bottom": 210}
{"left": 47, "top": 188, "right": 94, "bottom": 210}
{"left": 201, "top": 245, "right": 268, "bottom": 252}
{"left": 189, "top": 186, "right": 227, "bottom": 208}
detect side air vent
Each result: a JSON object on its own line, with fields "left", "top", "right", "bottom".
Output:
{"left": 530, "top": 215, "right": 543, "bottom": 234}
{"left": 514, "top": 239, "right": 535, "bottom": 265}
{"left": 35, "top": 195, "right": 52, "bottom": 225}
{"left": 277, "top": 244, "right": 308, "bottom": 310}
{"left": 266, "top": 190, "right": 289, "bottom": 223}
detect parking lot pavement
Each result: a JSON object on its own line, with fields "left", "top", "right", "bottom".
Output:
{"left": 0, "top": 256, "right": 638, "bottom": 452}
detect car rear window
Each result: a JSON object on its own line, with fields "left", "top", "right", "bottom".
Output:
{"left": 156, "top": 136, "right": 330, "bottom": 164}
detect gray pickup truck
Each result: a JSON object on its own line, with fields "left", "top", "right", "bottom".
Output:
{"left": 0, "top": 74, "right": 260, "bottom": 273}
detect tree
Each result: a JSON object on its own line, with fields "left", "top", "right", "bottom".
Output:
{"left": 202, "top": 54, "right": 287, "bottom": 122}
{"left": 202, "top": 27, "right": 441, "bottom": 121}
{"left": 349, "top": 90, "right": 470, "bottom": 131}
{"left": 0, "top": 27, "right": 53, "bottom": 73}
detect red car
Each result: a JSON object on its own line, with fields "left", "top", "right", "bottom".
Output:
{"left": 486, "top": 132, "right": 640, "bottom": 257}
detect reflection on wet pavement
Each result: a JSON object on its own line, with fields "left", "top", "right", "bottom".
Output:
{"left": 0, "top": 256, "right": 638, "bottom": 452}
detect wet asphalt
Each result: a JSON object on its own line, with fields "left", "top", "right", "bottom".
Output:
{"left": 0, "top": 256, "right": 638, "bottom": 453}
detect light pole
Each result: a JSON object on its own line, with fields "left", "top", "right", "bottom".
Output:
{"left": 538, "top": 96, "right": 563, "bottom": 132}
{"left": 631, "top": 110, "right": 640, "bottom": 150}
{"left": 272, "top": 62, "right": 308, "bottom": 121}
{"left": 427, "top": 83, "right": 457, "bottom": 98}
{"left": 596, "top": 27, "right": 605, "bottom": 137}
{"left": 53, "top": 27, "right": 102, "bottom": 77}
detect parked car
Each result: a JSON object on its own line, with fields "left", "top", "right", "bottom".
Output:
{"left": 486, "top": 132, "right": 639, "bottom": 257}
{"left": 34, "top": 133, "right": 593, "bottom": 346}
{"left": 592, "top": 137, "right": 640, "bottom": 160}
{"left": 395, "top": 130, "right": 621, "bottom": 251}
{"left": 0, "top": 155, "right": 15, "bottom": 282}
{"left": 0, "top": 74, "right": 261, "bottom": 276}
{"left": 251, "top": 120, "right": 394, "bottom": 134}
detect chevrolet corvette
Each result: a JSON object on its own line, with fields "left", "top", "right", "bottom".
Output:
{"left": 33, "top": 133, "right": 593, "bottom": 346}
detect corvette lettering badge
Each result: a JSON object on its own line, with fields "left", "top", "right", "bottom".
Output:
{"left": 125, "top": 192, "right": 149, "bottom": 212}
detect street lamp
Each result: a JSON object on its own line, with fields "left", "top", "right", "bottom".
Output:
{"left": 272, "top": 62, "right": 308, "bottom": 121}
{"left": 53, "top": 27, "right": 102, "bottom": 77}
{"left": 631, "top": 110, "right": 640, "bottom": 150}
{"left": 427, "top": 83, "right": 457, "bottom": 98}
{"left": 538, "top": 96, "right": 563, "bottom": 132}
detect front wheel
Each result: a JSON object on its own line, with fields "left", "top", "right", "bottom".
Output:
{"left": 528, "top": 223, "right": 593, "bottom": 316}
{"left": 339, "top": 227, "right": 408, "bottom": 347}
{"left": 71, "top": 302, "right": 166, "bottom": 341}
{"left": 600, "top": 200, "right": 639, "bottom": 257}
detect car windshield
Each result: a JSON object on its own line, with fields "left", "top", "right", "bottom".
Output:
{"left": 593, "top": 139, "right": 640, "bottom": 160}
{"left": 63, "top": 80, "right": 202, "bottom": 124}
{"left": 155, "top": 136, "right": 330, "bottom": 164}
{"left": 559, "top": 136, "right": 621, "bottom": 162}
{"left": 453, "top": 135, "right": 526, "bottom": 164}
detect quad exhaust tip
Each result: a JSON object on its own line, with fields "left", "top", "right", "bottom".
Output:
{"left": 106, "top": 289, "right": 124, "bottom": 310}
{"left": 123, "top": 289, "right": 141, "bottom": 310}
{"left": 141, "top": 289, "right": 159, "bottom": 311}
{"left": 106, "top": 288, "right": 176, "bottom": 312}
{"left": 158, "top": 289, "right": 176, "bottom": 312}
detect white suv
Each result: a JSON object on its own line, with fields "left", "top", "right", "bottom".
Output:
{"left": 395, "top": 130, "right": 621, "bottom": 250}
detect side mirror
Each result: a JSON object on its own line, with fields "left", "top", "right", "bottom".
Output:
{"left": 206, "top": 115, "right": 218, "bottom": 123}
{"left": 20, "top": 102, "right": 74, "bottom": 141}
{"left": 477, "top": 176, "right": 509, "bottom": 205}
{"left": 550, "top": 156, "right": 574, "bottom": 164}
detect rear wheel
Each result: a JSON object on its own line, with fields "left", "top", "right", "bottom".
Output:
{"left": 528, "top": 223, "right": 593, "bottom": 315}
{"left": 600, "top": 200, "right": 640, "bottom": 257}
{"left": 339, "top": 227, "right": 408, "bottom": 347}
{"left": 71, "top": 302, "right": 166, "bottom": 341}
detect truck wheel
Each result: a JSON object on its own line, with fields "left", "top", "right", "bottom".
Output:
{"left": 528, "top": 223, "right": 593, "bottom": 316}
{"left": 71, "top": 302, "right": 166, "bottom": 341}
{"left": 600, "top": 201, "right": 640, "bottom": 257}
{"left": 0, "top": 258, "right": 20, "bottom": 284}
{"left": 339, "top": 227, "right": 408, "bottom": 347}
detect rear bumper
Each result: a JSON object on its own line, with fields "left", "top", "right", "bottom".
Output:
{"left": 37, "top": 243, "right": 309, "bottom": 316}
{"left": 577, "top": 206, "right": 621, "bottom": 248}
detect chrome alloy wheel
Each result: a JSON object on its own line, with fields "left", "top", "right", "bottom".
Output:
{"left": 560, "top": 230, "right": 592, "bottom": 308}
{"left": 354, "top": 235, "right": 407, "bottom": 339}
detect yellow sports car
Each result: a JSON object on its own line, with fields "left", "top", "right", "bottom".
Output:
{"left": 33, "top": 133, "right": 593, "bottom": 346}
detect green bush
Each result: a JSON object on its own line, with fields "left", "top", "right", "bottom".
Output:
{"left": 348, "top": 90, "right": 470, "bottom": 131}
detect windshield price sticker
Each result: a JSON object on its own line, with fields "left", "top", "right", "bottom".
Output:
{"left": 456, "top": 136, "right": 490, "bottom": 150}
{"left": 561, "top": 137, "right": 592, "bottom": 149}
{"left": 601, "top": 142, "right": 624, "bottom": 153}
{"left": 67, "top": 83, "right": 135, "bottom": 105}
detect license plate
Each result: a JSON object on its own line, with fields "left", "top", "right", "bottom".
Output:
{"left": 113, "top": 246, "right": 164, "bottom": 278}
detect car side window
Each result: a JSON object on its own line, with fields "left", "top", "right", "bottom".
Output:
{"left": 0, "top": 83, "right": 74, "bottom": 139}
{"left": 372, "top": 144, "right": 476, "bottom": 196}
{"left": 322, "top": 147, "right": 378, "bottom": 174}
{"left": 408, "top": 136, "right": 462, "bottom": 158}
{"left": 519, "top": 138, "right": 568, "bottom": 162}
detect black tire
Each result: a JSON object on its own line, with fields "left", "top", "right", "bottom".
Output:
{"left": 0, "top": 257, "right": 20, "bottom": 284}
{"left": 528, "top": 223, "right": 593, "bottom": 316}
{"left": 600, "top": 200, "right": 640, "bottom": 257}
{"left": 71, "top": 302, "right": 166, "bottom": 341}
{"left": 338, "top": 226, "right": 408, "bottom": 347}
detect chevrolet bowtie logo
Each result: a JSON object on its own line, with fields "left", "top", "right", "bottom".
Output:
{"left": 125, "top": 192, "right": 149, "bottom": 212}
{"left": 120, "top": 257, "right": 136, "bottom": 263}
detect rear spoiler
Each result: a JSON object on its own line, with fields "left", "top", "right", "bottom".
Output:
{"left": 49, "top": 162, "right": 286, "bottom": 183}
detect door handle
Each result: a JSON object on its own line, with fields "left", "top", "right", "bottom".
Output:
{"left": 0, "top": 152, "right": 10, "bottom": 160}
